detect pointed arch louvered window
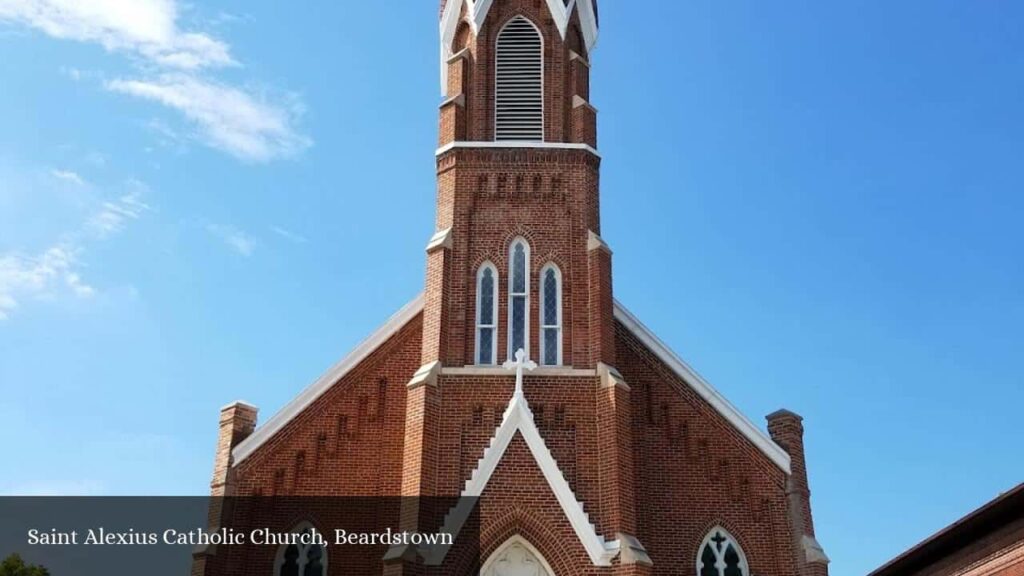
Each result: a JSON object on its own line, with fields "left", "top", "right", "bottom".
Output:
{"left": 495, "top": 16, "right": 544, "bottom": 141}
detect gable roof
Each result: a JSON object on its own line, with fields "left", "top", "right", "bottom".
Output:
{"left": 231, "top": 295, "right": 790, "bottom": 474}
{"left": 612, "top": 300, "right": 792, "bottom": 474}
{"left": 425, "top": 386, "right": 618, "bottom": 566}
{"left": 869, "top": 483, "right": 1024, "bottom": 576}
{"left": 231, "top": 293, "right": 425, "bottom": 465}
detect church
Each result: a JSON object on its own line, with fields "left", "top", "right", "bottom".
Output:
{"left": 192, "top": 1, "right": 830, "bottom": 575}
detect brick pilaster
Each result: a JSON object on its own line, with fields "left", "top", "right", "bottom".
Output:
{"left": 587, "top": 231, "right": 616, "bottom": 368}
{"left": 768, "top": 409, "right": 830, "bottom": 576}
{"left": 192, "top": 401, "right": 257, "bottom": 576}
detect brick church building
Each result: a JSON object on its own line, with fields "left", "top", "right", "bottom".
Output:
{"left": 195, "top": 1, "right": 830, "bottom": 575}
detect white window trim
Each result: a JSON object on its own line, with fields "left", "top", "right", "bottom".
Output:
{"left": 493, "top": 15, "right": 545, "bottom": 143}
{"left": 273, "top": 521, "right": 328, "bottom": 576}
{"left": 476, "top": 262, "right": 499, "bottom": 365}
{"left": 539, "top": 263, "right": 563, "bottom": 366}
{"left": 696, "top": 527, "right": 749, "bottom": 576}
{"left": 481, "top": 535, "right": 558, "bottom": 576}
{"left": 507, "top": 237, "right": 531, "bottom": 361}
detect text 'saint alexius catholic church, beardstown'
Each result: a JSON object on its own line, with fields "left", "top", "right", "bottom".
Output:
{"left": 192, "top": 1, "right": 830, "bottom": 575}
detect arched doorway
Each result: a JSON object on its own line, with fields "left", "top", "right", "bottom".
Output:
{"left": 481, "top": 535, "right": 555, "bottom": 576}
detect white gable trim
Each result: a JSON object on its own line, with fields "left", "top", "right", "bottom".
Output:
{"left": 425, "top": 388, "right": 617, "bottom": 566}
{"left": 231, "top": 294, "right": 425, "bottom": 465}
{"left": 612, "top": 300, "right": 792, "bottom": 474}
{"left": 439, "top": 0, "right": 600, "bottom": 94}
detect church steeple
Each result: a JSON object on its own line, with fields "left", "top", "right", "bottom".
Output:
{"left": 424, "top": 0, "right": 611, "bottom": 370}
{"left": 438, "top": 0, "right": 600, "bottom": 146}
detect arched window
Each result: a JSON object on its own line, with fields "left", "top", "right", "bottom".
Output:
{"left": 508, "top": 238, "right": 530, "bottom": 360}
{"left": 697, "top": 528, "right": 749, "bottom": 576}
{"left": 275, "top": 523, "right": 326, "bottom": 576}
{"left": 481, "top": 536, "right": 555, "bottom": 576}
{"left": 495, "top": 16, "right": 544, "bottom": 141}
{"left": 539, "top": 263, "right": 562, "bottom": 366}
{"left": 476, "top": 262, "right": 499, "bottom": 365}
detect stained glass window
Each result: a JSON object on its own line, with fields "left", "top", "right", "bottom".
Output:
{"left": 696, "top": 528, "right": 748, "bottom": 576}
{"left": 275, "top": 525, "right": 327, "bottom": 576}
{"left": 540, "top": 265, "right": 562, "bottom": 365}
{"left": 476, "top": 264, "right": 498, "bottom": 365}
{"left": 508, "top": 239, "right": 530, "bottom": 360}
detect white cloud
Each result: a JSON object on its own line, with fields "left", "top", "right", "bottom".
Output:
{"left": 0, "top": 243, "right": 90, "bottom": 319}
{"left": 0, "top": 0, "right": 311, "bottom": 162}
{"left": 50, "top": 168, "right": 85, "bottom": 186}
{"left": 87, "top": 180, "right": 152, "bottom": 237}
{"left": 108, "top": 75, "right": 311, "bottom": 162}
{"left": 0, "top": 0, "right": 235, "bottom": 70}
{"left": 0, "top": 179, "right": 150, "bottom": 320}
{"left": 207, "top": 224, "right": 255, "bottom": 256}
{"left": 271, "top": 225, "right": 308, "bottom": 244}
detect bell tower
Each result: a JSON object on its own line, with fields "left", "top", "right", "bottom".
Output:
{"left": 397, "top": 2, "right": 646, "bottom": 572}
{"left": 426, "top": 0, "right": 608, "bottom": 370}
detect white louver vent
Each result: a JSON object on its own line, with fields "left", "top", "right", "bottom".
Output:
{"left": 495, "top": 17, "right": 544, "bottom": 141}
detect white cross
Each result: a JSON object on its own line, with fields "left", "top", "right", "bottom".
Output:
{"left": 502, "top": 348, "right": 537, "bottom": 398}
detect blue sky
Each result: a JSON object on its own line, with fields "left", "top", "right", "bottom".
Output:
{"left": 1, "top": 1, "right": 1022, "bottom": 574}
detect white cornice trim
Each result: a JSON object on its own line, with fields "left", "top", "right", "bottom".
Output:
{"left": 231, "top": 294, "right": 426, "bottom": 465}
{"left": 439, "top": 0, "right": 599, "bottom": 94}
{"left": 425, "top": 387, "right": 616, "bottom": 566}
{"left": 442, "top": 366, "right": 596, "bottom": 377}
{"left": 612, "top": 301, "right": 792, "bottom": 474}
{"left": 436, "top": 141, "right": 600, "bottom": 157}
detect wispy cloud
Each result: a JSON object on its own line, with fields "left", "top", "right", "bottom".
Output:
{"left": 0, "top": 0, "right": 235, "bottom": 70}
{"left": 87, "top": 180, "right": 151, "bottom": 238}
{"left": 50, "top": 168, "right": 86, "bottom": 186}
{"left": 0, "top": 243, "right": 91, "bottom": 319}
{"left": 0, "top": 178, "right": 151, "bottom": 320}
{"left": 207, "top": 223, "right": 255, "bottom": 257}
{"left": 270, "top": 225, "right": 308, "bottom": 244}
{"left": 0, "top": 0, "right": 311, "bottom": 162}
{"left": 108, "top": 75, "right": 311, "bottom": 162}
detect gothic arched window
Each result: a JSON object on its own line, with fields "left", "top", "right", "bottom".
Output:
{"left": 508, "top": 238, "right": 531, "bottom": 360}
{"left": 495, "top": 16, "right": 544, "bottom": 141}
{"left": 274, "top": 523, "right": 327, "bottom": 576}
{"left": 476, "top": 262, "right": 499, "bottom": 365}
{"left": 697, "top": 528, "right": 749, "bottom": 576}
{"left": 539, "top": 263, "right": 562, "bottom": 366}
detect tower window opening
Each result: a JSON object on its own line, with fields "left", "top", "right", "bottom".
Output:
{"left": 476, "top": 263, "right": 499, "bottom": 365}
{"left": 508, "top": 239, "right": 531, "bottom": 360}
{"left": 539, "top": 264, "right": 562, "bottom": 366}
{"left": 495, "top": 16, "right": 544, "bottom": 141}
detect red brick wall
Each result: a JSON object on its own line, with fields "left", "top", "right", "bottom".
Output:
{"left": 231, "top": 315, "right": 422, "bottom": 497}
{"left": 905, "top": 519, "right": 1024, "bottom": 576}
{"left": 616, "top": 321, "right": 803, "bottom": 576}
{"left": 434, "top": 147, "right": 602, "bottom": 368}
